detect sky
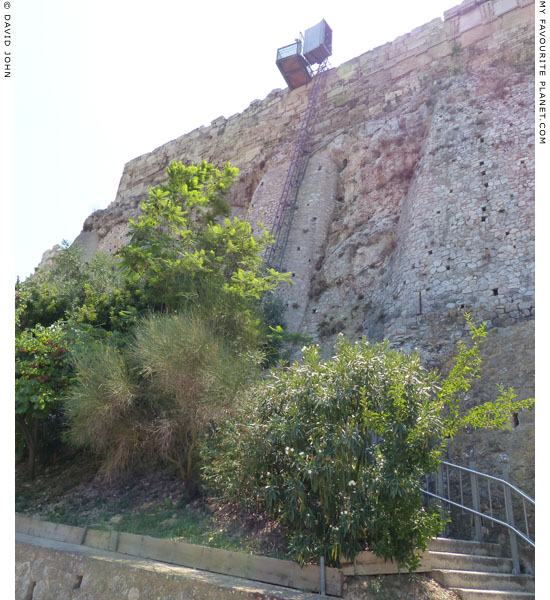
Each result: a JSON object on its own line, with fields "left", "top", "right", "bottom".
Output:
{"left": 11, "top": 0, "right": 463, "bottom": 281}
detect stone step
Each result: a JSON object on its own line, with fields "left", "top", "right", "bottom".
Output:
{"left": 430, "top": 551, "right": 513, "bottom": 573}
{"left": 448, "top": 588, "right": 535, "bottom": 600}
{"left": 428, "top": 538, "right": 505, "bottom": 558}
{"left": 431, "top": 570, "right": 534, "bottom": 594}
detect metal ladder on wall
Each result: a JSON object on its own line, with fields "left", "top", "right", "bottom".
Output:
{"left": 264, "top": 60, "right": 329, "bottom": 272}
{"left": 422, "top": 460, "right": 535, "bottom": 574}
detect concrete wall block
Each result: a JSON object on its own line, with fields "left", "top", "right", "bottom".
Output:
{"left": 16, "top": 538, "right": 325, "bottom": 600}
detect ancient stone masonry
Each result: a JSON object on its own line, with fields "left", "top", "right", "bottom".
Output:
{"left": 69, "top": 0, "right": 535, "bottom": 497}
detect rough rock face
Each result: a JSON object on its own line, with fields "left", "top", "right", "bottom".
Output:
{"left": 304, "top": 64, "right": 534, "bottom": 353}
{"left": 65, "top": 0, "right": 535, "bottom": 498}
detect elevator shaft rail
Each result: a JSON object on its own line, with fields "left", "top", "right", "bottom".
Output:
{"left": 265, "top": 60, "right": 329, "bottom": 272}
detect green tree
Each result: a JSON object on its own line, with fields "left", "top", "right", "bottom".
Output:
{"left": 202, "top": 319, "right": 534, "bottom": 569}
{"left": 16, "top": 242, "right": 123, "bottom": 331}
{"left": 15, "top": 243, "right": 123, "bottom": 478}
{"left": 15, "top": 318, "right": 72, "bottom": 480}
{"left": 118, "top": 160, "right": 288, "bottom": 348}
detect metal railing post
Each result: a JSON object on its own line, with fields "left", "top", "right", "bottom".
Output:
{"left": 469, "top": 461, "right": 483, "bottom": 542}
{"left": 436, "top": 464, "right": 449, "bottom": 536}
{"left": 436, "top": 463, "right": 444, "bottom": 498}
{"left": 421, "top": 460, "right": 534, "bottom": 560}
{"left": 320, "top": 555, "right": 326, "bottom": 596}
{"left": 503, "top": 465, "right": 520, "bottom": 574}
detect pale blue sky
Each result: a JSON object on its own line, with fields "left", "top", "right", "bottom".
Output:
{"left": 15, "top": 0, "right": 462, "bottom": 280}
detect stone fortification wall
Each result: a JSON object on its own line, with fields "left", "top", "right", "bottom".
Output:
{"left": 79, "top": 0, "right": 534, "bottom": 257}
{"left": 69, "top": 0, "right": 535, "bottom": 496}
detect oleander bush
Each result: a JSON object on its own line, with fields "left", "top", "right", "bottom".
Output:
{"left": 202, "top": 319, "right": 534, "bottom": 569}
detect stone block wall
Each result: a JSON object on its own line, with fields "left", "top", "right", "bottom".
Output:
{"left": 258, "top": 151, "right": 340, "bottom": 333}
{"left": 79, "top": 0, "right": 534, "bottom": 258}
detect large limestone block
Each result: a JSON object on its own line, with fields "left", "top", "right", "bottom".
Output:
{"left": 501, "top": 2, "right": 535, "bottom": 27}
{"left": 72, "top": 231, "right": 100, "bottom": 262}
{"left": 390, "top": 53, "right": 432, "bottom": 80}
{"left": 494, "top": 0, "right": 520, "bottom": 17}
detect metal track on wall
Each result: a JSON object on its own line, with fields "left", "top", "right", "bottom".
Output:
{"left": 265, "top": 60, "right": 329, "bottom": 272}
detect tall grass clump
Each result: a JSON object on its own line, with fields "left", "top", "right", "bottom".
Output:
{"left": 65, "top": 312, "right": 259, "bottom": 495}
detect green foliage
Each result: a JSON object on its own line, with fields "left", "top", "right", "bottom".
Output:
{"left": 459, "top": 385, "right": 533, "bottom": 430}
{"left": 65, "top": 313, "right": 260, "bottom": 494}
{"left": 451, "top": 41, "right": 463, "bottom": 58}
{"left": 62, "top": 159, "right": 292, "bottom": 491}
{"left": 16, "top": 160, "right": 290, "bottom": 480}
{"left": 15, "top": 244, "right": 124, "bottom": 477}
{"left": 15, "top": 321, "right": 72, "bottom": 479}
{"left": 428, "top": 318, "right": 534, "bottom": 437}
{"left": 15, "top": 323, "right": 72, "bottom": 419}
{"left": 261, "top": 293, "right": 312, "bottom": 366}
{"left": 15, "top": 280, "right": 70, "bottom": 331}
{"left": 17, "top": 242, "right": 122, "bottom": 331}
{"left": 203, "top": 319, "right": 534, "bottom": 570}
{"left": 118, "top": 160, "right": 288, "bottom": 347}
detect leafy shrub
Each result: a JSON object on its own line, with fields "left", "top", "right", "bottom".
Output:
{"left": 260, "top": 293, "right": 312, "bottom": 366}
{"left": 15, "top": 321, "right": 73, "bottom": 479}
{"left": 15, "top": 244, "right": 124, "bottom": 478}
{"left": 203, "top": 321, "right": 533, "bottom": 569}
{"left": 17, "top": 243, "right": 122, "bottom": 331}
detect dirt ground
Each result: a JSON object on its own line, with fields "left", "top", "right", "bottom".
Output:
{"left": 343, "top": 574, "right": 461, "bottom": 600}
{"left": 15, "top": 455, "right": 287, "bottom": 556}
{"left": 16, "top": 457, "right": 460, "bottom": 599}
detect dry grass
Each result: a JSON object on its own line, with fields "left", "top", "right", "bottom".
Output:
{"left": 65, "top": 313, "right": 257, "bottom": 489}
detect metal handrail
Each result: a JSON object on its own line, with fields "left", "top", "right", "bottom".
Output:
{"left": 277, "top": 41, "right": 302, "bottom": 61}
{"left": 439, "top": 461, "right": 535, "bottom": 505}
{"left": 422, "top": 489, "right": 534, "bottom": 547}
{"left": 421, "top": 460, "right": 535, "bottom": 574}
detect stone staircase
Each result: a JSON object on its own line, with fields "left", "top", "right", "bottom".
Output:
{"left": 428, "top": 538, "right": 534, "bottom": 600}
